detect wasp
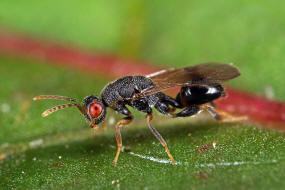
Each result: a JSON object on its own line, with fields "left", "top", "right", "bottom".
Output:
{"left": 33, "top": 62, "right": 243, "bottom": 165}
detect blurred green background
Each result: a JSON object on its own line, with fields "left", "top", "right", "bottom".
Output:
{"left": 0, "top": 1, "right": 285, "bottom": 189}
{"left": 1, "top": 0, "right": 285, "bottom": 99}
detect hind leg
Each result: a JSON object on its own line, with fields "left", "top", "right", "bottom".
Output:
{"left": 154, "top": 93, "right": 183, "bottom": 116}
{"left": 202, "top": 104, "right": 247, "bottom": 122}
{"left": 171, "top": 105, "right": 200, "bottom": 118}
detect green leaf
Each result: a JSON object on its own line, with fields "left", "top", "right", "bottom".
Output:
{"left": 1, "top": 0, "right": 285, "bottom": 188}
{"left": 1, "top": 59, "right": 285, "bottom": 189}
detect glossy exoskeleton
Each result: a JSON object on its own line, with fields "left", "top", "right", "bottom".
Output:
{"left": 174, "top": 84, "right": 225, "bottom": 118}
{"left": 33, "top": 62, "right": 241, "bottom": 165}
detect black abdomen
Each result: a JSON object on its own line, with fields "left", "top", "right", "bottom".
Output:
{"left": 176, "top": 85, "right": 224, "bottom": 106}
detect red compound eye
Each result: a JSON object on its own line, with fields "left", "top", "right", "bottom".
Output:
{"left": 89, "top": 102, "right": 103, "bottom": 118}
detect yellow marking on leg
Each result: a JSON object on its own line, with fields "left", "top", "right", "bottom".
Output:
{"left": 113, "top": 115, "right": 133, "bottom": 166}
{"left": 201, "top": 104, "right": 247, "bottom": 123}
{"left": 215, "top": 108, "right": 248, "bottom": 123}
{"left": 146, "top": 114, "right": 175, "bottom": 164}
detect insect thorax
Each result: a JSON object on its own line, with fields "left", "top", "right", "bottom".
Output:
{"left": 101, "top": 75, "right": 154, "bottom": 107}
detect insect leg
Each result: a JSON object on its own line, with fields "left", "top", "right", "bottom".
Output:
{"left": 113, "top": 114, "right": 133, "bottom": 166}
{"left": 154, "top": 102, "right": 171, "bottom": 115}
{"left": 172, "top": 105, "right": 200, "bottom": 118}
{"left": 204, "top": 105, "right": 221, "bottom": 120}
{"left": 163, "top": 95, "right": 184, "bottom": 114}
{"left": 162, "top": 95, "right": 183, "bottom": 108}
{"left": 154, "top": 93, "right": 183, "bottom": 115}
{"left": 209, "top": 101, "right": 216, "bottom": 107}
{"left": 146, "top": 114, "right": 175, "bottom": 164}
{"left": 203, "top": 105, "right": 247, "bottom": 122}
{"left": 92, "top": 120, "right": 107, "bottom": 138}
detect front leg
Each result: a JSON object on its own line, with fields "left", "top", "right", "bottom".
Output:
{"left": 92, "top": 120, "right": 107, "bottom": 138}
{"left": 113, "top": 114, "right": 133, "bottom": 166}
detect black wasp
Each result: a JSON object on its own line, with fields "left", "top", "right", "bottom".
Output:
{"left": 33, "top": 62, "right": 242, "bottom": 165}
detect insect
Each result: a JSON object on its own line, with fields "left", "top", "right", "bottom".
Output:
{"left": 33, "top": 62, "right": 242, "bottom": 165}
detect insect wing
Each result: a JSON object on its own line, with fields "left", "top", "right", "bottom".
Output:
{"left": 140, "top": 62, "right": 240, "bottom": 97}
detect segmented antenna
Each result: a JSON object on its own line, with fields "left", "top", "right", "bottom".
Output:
{"left": 41, "top": 103, "right": 77, "bottom": 117}
{"left": 33, "top": 95, "right": 77, "bottom": 103}
{"left": 33, "top": 95, "right": 84, "bottom": 117}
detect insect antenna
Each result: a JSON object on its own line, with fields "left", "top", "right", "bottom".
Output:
{"left": 41, "top": 103, "right": 77, "bottom": 117}
{"left": 33, "top": 95, "right": 77, "bottom": 103}
{"left": 33, "top": 95, "right": 86, "bottom": 117}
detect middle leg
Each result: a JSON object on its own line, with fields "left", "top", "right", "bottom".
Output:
{"left": 146, "top": 113, "right": 175, "bottom": 164}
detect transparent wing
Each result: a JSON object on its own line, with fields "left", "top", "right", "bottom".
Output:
{"left": 138, "top": 62, "right": 240, "bottom": 97}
